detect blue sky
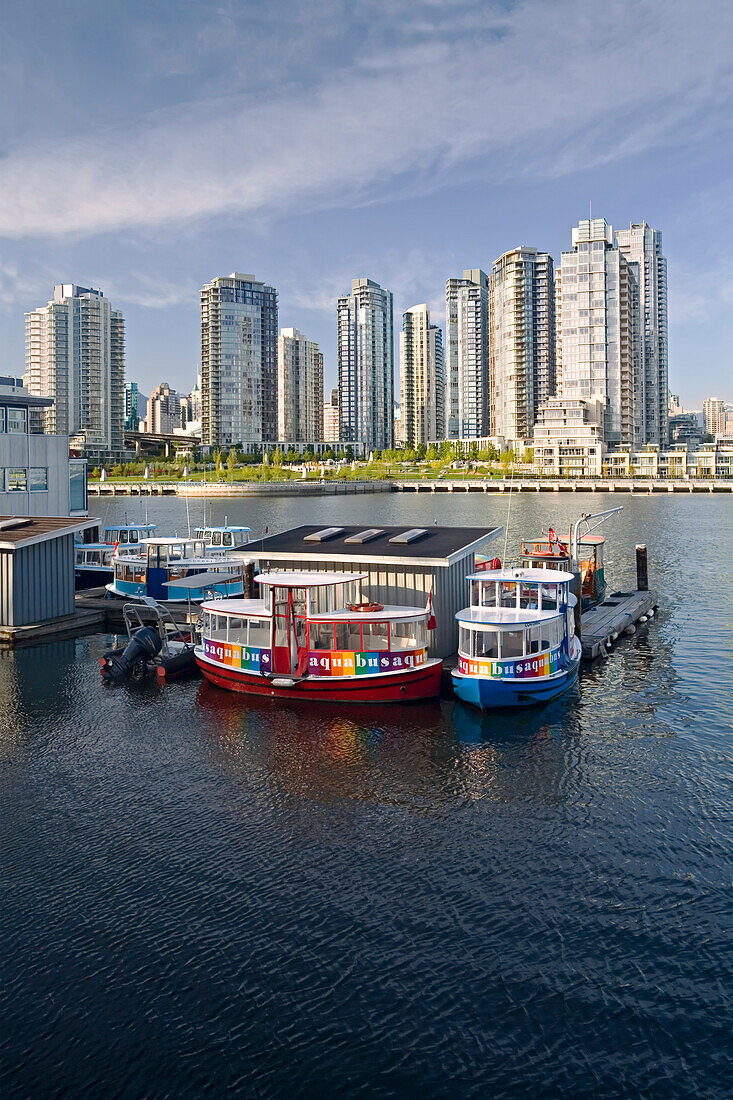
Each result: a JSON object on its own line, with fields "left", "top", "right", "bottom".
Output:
{"left": 1, "top": 0, "right": 732, "bottom": 409}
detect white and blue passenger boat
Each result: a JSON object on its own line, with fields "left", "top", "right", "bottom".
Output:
{"left": 451, "top": 567, "right": 581, "bottom": 709}
{"left": 193, "top": 525, "right": 252, "bottom": 554}
{"left": 107, "top": 536, "right": 246, "bottom": 602}
{"left": 74, "top": 522, "right": 157, "bottom": 589}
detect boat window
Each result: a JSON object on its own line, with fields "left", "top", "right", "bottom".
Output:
{"left": 147, "top": 545, "right": 159, "bottom": 565}
{"left": 310, "top": 622, "right": 334, "bottom": 650}
{"left": 475, "top": 629, "right": 499, "bottom": 659}
{"left": 459, "top": 625, "right": 472, "bottom": 656}
{"left": 223, "top": 533, "right": 233, "bottom": 546}
{"left": 500, "top": 582, "right": 519, "bottom": 607}
{"left": 334, "top": 622, "right": 361, "bottom": 651}
{"left": 249, "top": 619, "right": 270, "bottom": 648}
{"left": 169, "top": 543, "right": 185, "bottom": 561}
{"left": 526, "top": 623, "right": 548, "bottom": 654}
{"left": 291, "top": 588, "right": 307, "bottom": 619}
{"left": 361, "top": 621, "right": 389, "bottom": 651}
{"left": 309, "top": 587, "right": 330, "bottom": 615}
{"left": 212, "top": 532, "right": 222, "bottom": 546}
{"left": 391, "top": 619, "right": 426, "bottom": 650}
{"left": 499, "top": 630, "right": 524, "bottom": 658}
{"left": 130, "top": 531, "right": 139, "bottom": 543}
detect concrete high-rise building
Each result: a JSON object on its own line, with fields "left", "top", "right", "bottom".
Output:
{"left": 489, "top": 247, "right": 555, "bottom": 446}
{"left": 445, "top": 269, "right": 490, "bottom": 438}
{"left": 337, "top": 278, "right": 394, "bottom": 451}
{"left": 615, "top": 222, "right": 669, "bottom": 446}
{"left": 399, "top": 304, "right": 445, "bottom": 447}
{"left": 703, "top": 397, "right": 726, "bottom": 437}
{"left": 277, "top": 327, "right": 324, "bottom": 442}
{"left": 323, "top": 388, "right": 339, "bottom": 443}
{"left": 25, "top": 284, "right": 125, "bottom": 458}
{"left": 200, "top": 273, "right": 278, "bottom": 448}
{"left": 555, "top": 219, "right": 641, "bottom": 448}
{"left": 146, "top": 382, "right": 182, "bottom": 435}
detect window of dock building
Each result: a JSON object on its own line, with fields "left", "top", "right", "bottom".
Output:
{"left": 29, "top": 467, "right": 48, "bottom": 492}
{"left": 7, "top": 408, "right": 27, "bottom": 433}
{"left": 0, "top": 408, "right": 5, "bottom": 432}
{"left": 8, "top": 468, "right": 27, "bottom": 492}
{"left": 0, "top": 468, "right": 4, "bottom": 489}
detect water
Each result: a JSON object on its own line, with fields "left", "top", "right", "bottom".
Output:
{"left": 1, "top": 493, "right": 731, "bottom": 1098}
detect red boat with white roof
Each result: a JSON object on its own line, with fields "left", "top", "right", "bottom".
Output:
{"left": 195, "top": 571, "right": 442, "bottom": 703}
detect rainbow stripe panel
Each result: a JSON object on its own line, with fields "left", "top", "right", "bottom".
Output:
{"left": 203, "top": 638, "right": 272, "bottom": 673}
{"left": 458, "top": 647, "right": 561, "bottom": 679}
{"left": 308, "top": 648, "right": 428, "bottom": 677}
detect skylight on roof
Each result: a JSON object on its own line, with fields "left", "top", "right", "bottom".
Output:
{"left": 344, "top": 528, "right": 384, "bottom": 545}
{"left": 388, "top": 528, "right": 429, "bottom": 545}
{"left": 303, "top": 527, "right": 344, "bottom": 542}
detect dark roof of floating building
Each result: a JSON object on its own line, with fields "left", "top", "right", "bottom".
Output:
{"left": 0, "top": 514, "right": 96, "bottom": 548}
{"left": 243, "top": 524, "right": 502, "bottom": 566}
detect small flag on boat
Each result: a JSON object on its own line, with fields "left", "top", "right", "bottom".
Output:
{"left": 549, "top": 527, "right": 556, "bottom": 546}
{"left": 426, "top": 591, "right": 437, "bottom": 631}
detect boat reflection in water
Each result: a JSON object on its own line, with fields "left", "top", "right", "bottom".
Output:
{"left": 194, "top": 675, "right": 585, "bottom": 810}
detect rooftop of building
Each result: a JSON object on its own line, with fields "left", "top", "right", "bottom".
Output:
{"left": 244, "top": 524, "right": 502, "bottom": 566}
{"left": 0, "top": 515, "right": 96, "bottom": 550}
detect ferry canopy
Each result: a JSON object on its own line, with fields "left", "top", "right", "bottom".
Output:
{"left": 467, "top": 567, "right": 575, "bottom": 584}
{"left": 197, "top": 525, "right": 251, "bottom": 533}
{"left": 255, "top": 571, "right": 366, "bottom": 588}
{"left": 456, "top": 606, "right": 561, "bottom": 626}
{"left": 164, "top": 571, "right": 246, "bottom": 591}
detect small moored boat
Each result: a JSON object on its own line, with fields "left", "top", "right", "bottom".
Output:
{"left": 195, "top": 571, "right": 442, "bottom": 703}
{"left": 107, "top": 536, "right": 247, "bottom": 602}
{"left": 451, "top": 567, "right": 581, "bottom": 709}
{"left": 194, "top": 525, "right": 252, "bottom": 554}
{"left": 75, "top": 522, "right": 157, "bottom": 589}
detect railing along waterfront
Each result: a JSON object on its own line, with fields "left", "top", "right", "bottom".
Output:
{"left": 391, "top": 478, "right": 733, "bottom": 493}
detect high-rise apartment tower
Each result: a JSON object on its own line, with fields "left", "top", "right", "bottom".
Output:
{"left": 445, "top": 269, "right": 490, "bottom": 438}
{"left": 399, "top": 304, "right": 445, "bottom": 447}
{"left": 25, "top": 284, "right": 125, "bottom": 459}
{"left": 555, "top": 219, "right": 641, "bottom": 448}
{"left": 337, "top": 278, "right": 394, "bottom": 451}
{"left": 615, "top": 222, "right": 668, "bottom": 446}
{"left": 200, "top": 273, "right": 278, "bottom": 447}
{"left": 277, "top": 327, "right": 324, "bottom": 442}
{"left": 489, "top": 247, "right": 555, "bottom": 446}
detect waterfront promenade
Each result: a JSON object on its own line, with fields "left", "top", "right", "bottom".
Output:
{"left": 88, "top": 476, "right": 733, "bottom": 496}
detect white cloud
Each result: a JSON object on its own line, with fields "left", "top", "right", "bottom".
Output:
{"left": 0, "top": 0, "right": 731, "bottom": 241}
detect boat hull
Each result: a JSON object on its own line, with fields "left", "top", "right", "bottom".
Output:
{"left": 451, "top": 654, "right": 580, "bottom": 710}
{"left": 75, "top": 566, "right": 113, "bottom": 590}
{"left": 196, "top": 650, "right": 443, "bottom": 703}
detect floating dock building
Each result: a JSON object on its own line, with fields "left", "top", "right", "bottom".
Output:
{"left": 238, "top": 524, "right": 502, "bottom": 657}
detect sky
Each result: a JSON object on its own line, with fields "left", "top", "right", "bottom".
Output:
{"left": 1, "top": 0, "right": 732, "bottom": 410}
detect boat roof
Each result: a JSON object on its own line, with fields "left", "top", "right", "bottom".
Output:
{"left": 466, "top": 567, "right": 575, "bottom": 583}
{"left": 578, "top": 534, "right": 605, "bottom": 545}
{"left": 309, "top": 604, "right": 427, "bottom": 622}
{"left": 116, "top": 552, "right": 242, "bottom": 567}
{"left": 201, "top": 597, "right": 269, "bottom": 616}
{"left": 76, "top": 542, "right": 114, "bottom": 551}
{"left": 254, "top": 571, "right": 366, "bottom": 588}
{"left": 104, "top": 522, "right": 156, "bottom": 530}
{"left": 456, "top": 606, "right": 561, "bottom": 626}
{"left": 164, "top": 571, "right": 245, "bottom": 590}
{"left": 139, "top": 536, "right": 204, "bottom": 545}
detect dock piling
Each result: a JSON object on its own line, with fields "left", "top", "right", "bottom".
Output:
{"left": 635, "top": 545, "right": 648, "bottom": 591}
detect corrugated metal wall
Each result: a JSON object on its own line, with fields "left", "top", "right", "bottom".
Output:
{"left": 0, "top": 534, "right": 76, "bottom": 627}
{"left": 257, "top": 551, "right": 477, "bottom": 658}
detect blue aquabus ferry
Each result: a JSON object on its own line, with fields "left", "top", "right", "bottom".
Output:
{"left": 451, "top": 567, "right": 581, "bottom": 709}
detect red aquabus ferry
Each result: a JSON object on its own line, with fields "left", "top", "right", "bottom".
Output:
{"left": 195, "top": 571, "right": 442, "bottom": 703}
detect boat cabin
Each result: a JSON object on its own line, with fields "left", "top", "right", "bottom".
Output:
{"left": 200, "top": 571, "right": 432, "bottom": 679}
{"left": 104, "top": 522, "right": 157, "bottom": 545}
{"left": 520, "top": 533, "right": 606, "bottom": 607}
{"left": 194, "top": 525, "right": 251, "bottom": 551}
{"left": 456, "top": 569, "right": 576, "bottom": 678}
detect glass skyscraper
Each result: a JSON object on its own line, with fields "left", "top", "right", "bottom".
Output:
{"left": 445, "top": 269, "right": 490, "bottom": 439}
{"left": 400, "top": 304, "right": 445, "bottom": 447}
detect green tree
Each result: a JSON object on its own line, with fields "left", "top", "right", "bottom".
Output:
{"left": 344, "top": 445, "right": 354, "bottom": 462}
{"left": 416, "top": 443, "right": 427, "bottom": 461}
{"left": 523, "top": 447, "right": 534, "bottom": 465}
{"left": 213, "top": 449, "right": 222, "bottom": 476}
{"left": 272, "top": 447, "right": 284, "bottom": 467}
{"left": 227, "top": 447, "right": 236, "bottom": 480}
{"left": 322, "top": 446, "right": 335, "bottom": 461}
{"left": 426, "top": 443, "right": 438, "bottom": 461}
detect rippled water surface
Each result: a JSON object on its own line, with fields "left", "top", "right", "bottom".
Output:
{"left": 1, "top": 493, "right": 731, "bottom": 1098}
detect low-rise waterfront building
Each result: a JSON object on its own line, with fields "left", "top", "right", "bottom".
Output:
{"left": 0, "top": 377, "right": 87, "bottom": 517}
{"left": 533, "top": 396, "right": 607, "bottom": 477}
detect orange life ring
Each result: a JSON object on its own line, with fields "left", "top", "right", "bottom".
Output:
{"left": 347, "top": 601, "right": 384, "bottom": 613}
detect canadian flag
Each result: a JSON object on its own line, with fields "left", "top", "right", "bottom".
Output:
{"left": 113, "top": 541, "right": 119, "bottom": 556}
{"left": 426, "top": 591, "right": 437, "bottom": 631}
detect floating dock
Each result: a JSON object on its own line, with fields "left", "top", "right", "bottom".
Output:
{"left": 580, "top": 589, "right": 657, "bottom": 660}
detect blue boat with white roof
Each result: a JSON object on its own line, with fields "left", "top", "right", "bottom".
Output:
{"left": 451, "top": 567, "right": 581, "bottom": 709}
{"left": 107, "top": 536, "right": 247, "bottom": 602}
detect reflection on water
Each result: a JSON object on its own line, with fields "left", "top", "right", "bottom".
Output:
{"left": 0, "top": 494, "right": 731, "bottom": 1098}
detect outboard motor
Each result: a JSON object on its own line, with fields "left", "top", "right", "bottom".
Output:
{"left": 103, "top": 626, "right": 162, "bottom": 684}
